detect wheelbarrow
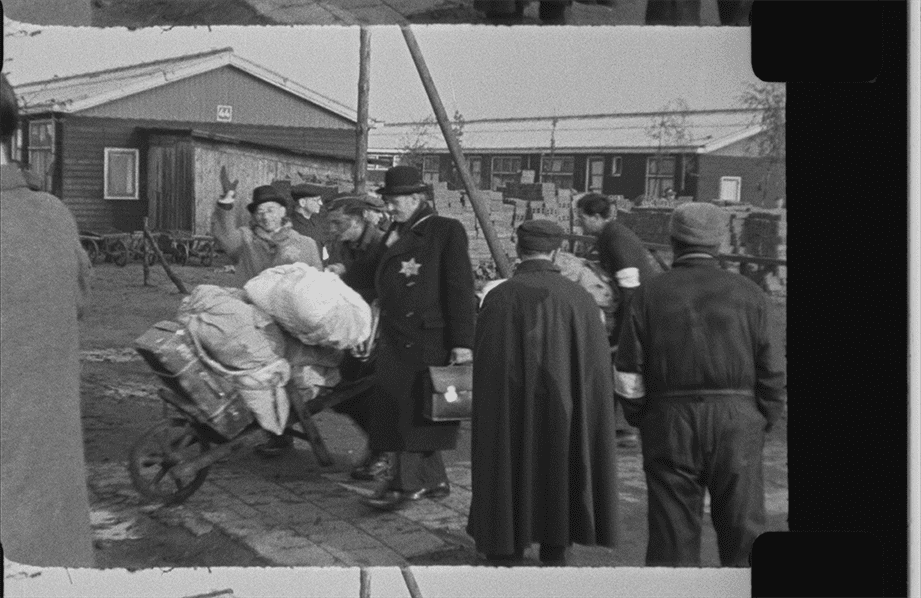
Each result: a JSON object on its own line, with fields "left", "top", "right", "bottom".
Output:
{"left": 128, "top": 321, "right": 375, "bottom": 505}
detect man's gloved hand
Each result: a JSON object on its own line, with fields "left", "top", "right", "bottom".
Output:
{"left": 219, "top": 166, "right": 239, "bottom": 204}
{"left": 449, "top": 347, "right": 473, "bottom": 365}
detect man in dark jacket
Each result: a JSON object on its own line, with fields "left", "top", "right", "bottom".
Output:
{"left": 577, "top": 192, "right": 662, "bottom": 448}
{"left": 614, "top": 202, "right": 787, "bottom": 567}
{"left": 1, "top": 73, "right": 95, "bottom": 567}
{"left": 290, "top": 182, "right": 333, "bottom": 263}
{"left": 325, "top": 197, "right": 389, "bottom": 481}
{"left": 363, "top": 166, "right": 476, "bottom": 511}
{"left": 468, "top": 220, "right": 619, "bottom": 567}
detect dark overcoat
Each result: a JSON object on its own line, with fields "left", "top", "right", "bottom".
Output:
{"left": 368, "top": 205, "right": 476, "bottom": 452}
{"left": 1, "top": 164, "right": 95, "bottom": 566}
{"left": 467, "top": 259, "right": 619, "bottom": 556}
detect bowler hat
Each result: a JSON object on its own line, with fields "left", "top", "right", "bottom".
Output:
{"left": 517, "top": 219, "right": 565, "bottom": 252}
{"left": 247, "top": 185, "right": 290, "bottom": 213}
{"left": 669, "top": 202, "right": 727, "bottom": 248}
{"left": 376, "top": 165, "right": 429, "bottom": 196}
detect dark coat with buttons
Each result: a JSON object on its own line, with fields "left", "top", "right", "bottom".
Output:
{"left": 367, "top": 204, "right": 476, "bottom": 452}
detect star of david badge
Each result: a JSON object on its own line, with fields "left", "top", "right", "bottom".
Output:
{"left": 399, "top": 258, "right": 421, "bottom": 278}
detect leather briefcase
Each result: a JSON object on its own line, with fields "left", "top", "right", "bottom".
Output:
{"left": 425, "top": 364, "right": 473, "bottom": 421}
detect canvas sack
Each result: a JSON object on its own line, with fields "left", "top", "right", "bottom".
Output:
{"left": 244, "top": 263, "right": 373, "bottom": 350}
{"left": 176, "top": 285, "right": 286, "bottom": 371}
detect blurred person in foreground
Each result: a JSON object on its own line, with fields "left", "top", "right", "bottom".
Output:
{"left": 0, "top": 72, "right": 95, "bottom": 566}
{"left": 614, "top": 202, "right": 786, "bottom": 567}
{"left": 467, "top": 219, "right": 619, "bottom": 567}
{"left": 577, "top": 193, "right": 662, "bottom": 449}
{"left": 211, "top": 182, "right": 322, "bottom": 457}
{"left": 323, "top": 197, "right": 389, "bottom": 481}
{"left": 362, "top": 166, "right": 476, "bottom": 511}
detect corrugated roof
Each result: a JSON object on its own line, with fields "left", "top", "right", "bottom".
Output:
{"left": 14, "top": 47, "right": 357, "bottom": 123}
{"left": 142, "top": 127, "right": 355, "bottom": 163}
{"left": 368, "top": 109, "right": 762, "bottom": 154}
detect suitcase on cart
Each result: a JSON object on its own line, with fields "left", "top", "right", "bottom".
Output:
{"left": 134, "top": 320, "right": 254, "bottom": 439}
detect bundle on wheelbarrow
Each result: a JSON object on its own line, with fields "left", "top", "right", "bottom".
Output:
{"left": 128, "top": 269, "right": 377, "bottom": 505}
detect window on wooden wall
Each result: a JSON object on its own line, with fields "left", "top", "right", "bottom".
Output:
{"left": 367, "top": 154, "right": 394, "bottom": 171}
{"left": 27, "top": 120, "right": 55, "bottom": 192}
{"left": 645, "top": 155, "right": 676, "bottom": 199}
{"left": 491, "top": 156, "right": 522, "bottom": 190}
{"left": 611, "top": 156, "right": 622, "bottom": 177}
{"left": 719, "top": 176, "right": 742, "bottom": 202}
{"left": 422, "top": 155, "right": 440, "bottom": 184}
{"left": 541, "top": 155, "right": 575, "bottom": 189}
{"left": 104, "top": 148, "right": 140, "bottom": 200}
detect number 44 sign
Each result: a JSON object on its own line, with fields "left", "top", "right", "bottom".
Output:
{"left": 216, "top": 105, "right": 233, "bottom": 122}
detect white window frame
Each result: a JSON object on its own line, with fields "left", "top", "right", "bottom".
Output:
{"left": 104, "top": 147, "right": 140, "bottom": 200}
{"left": 611, "top": 156, "right": 622, "bottom": 177}
{"left": 645, "top": 155, "right": 677, "bottom": 199}
{"left": 367, "top": 154, "right": 394, "bottom": 171}
{"left": 719, "top": 176, "right": 742, "bottom": 202}
{"left": 586, "top": 156, "right": 605, "bottom": 192}
{"left": 491, "top": 156, "right": 523, "bottom": 190}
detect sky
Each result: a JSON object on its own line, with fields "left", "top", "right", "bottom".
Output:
{"left": 3, "top": 20, "right": 762, "bottom": 124}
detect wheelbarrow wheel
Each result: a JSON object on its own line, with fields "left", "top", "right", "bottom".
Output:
{"left": 128, "top": 420, "right": 211, "bottom": 504}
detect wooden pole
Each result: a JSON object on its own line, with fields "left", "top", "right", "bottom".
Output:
{"left": 400, "top": 26, "right": 512, "bottom": 279}
{"left": 142, "top": 221, "right": 189, "bottom": 295}
{"left": 354, "top": 27, "right": 371, "bottom": 195}
{"left": 142, "top": 217, "right": 151, "bottom": 286}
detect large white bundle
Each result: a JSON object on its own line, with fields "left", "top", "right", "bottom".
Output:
{"left": 244, "top": 263, "right": 373, "bottom": 350}
{"left": 554, "top": 251, "right": 616, "bottom": 311}
{"left": 177, "top": 285, "right": 287, "bottom": 370}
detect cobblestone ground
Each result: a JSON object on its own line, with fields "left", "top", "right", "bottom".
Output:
{"left": 77, "top": 263, "right": 787, "bottom": 569}
{"left": 90, "top": 0, "right": 724, "bottom": 27}
{"left": 84, "top": 349, "right": 789, "bottom": 569}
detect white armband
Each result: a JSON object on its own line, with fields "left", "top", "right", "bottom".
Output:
{"left": 614, "top": 370, "right": 646, "bottom": 399}
{"left": 616, "top": 267, "right": 640, "bottom": 289}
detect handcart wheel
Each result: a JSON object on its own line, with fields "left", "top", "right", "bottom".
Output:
{"left": 128, "top": 420, "right": 211, "bottom": 504}
{"left": 112, "top": 240, "right": 129, "bottom": 267}
{"left": 173, "top": 243, "right": 189, "bottom": 266}
{"left": 200, "top": 244, "right": 214, "bottom": 267}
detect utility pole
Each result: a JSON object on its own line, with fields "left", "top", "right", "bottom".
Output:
{"left": 354, "top": 27, "right": 371, "bottom": 194}
{"left": 400, "top": 26, "right": 512, "bottom": 278}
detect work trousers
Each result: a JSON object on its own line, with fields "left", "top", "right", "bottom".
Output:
{"left": 387, "top": 451, "right": 448, "bottom": 492}
{"left": 639, "top": 396, "right": 767, "bottom": 567}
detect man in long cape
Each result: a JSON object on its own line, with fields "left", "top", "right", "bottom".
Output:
{"left": 467, "top": 219, "right": 619, "bottom": 566}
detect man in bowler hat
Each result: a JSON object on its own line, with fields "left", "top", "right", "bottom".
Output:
{"left": 362, "top": 166, "right": 476, "bottom": 510}
{"left": 614, "top": 202, "right": 786, "bottom": 566}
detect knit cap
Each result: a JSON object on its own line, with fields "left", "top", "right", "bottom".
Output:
{"left": 669, "top": 202, "right": 727, "bottom": 248}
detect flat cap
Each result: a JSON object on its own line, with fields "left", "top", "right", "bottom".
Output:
{"left": 327, "top": 192, "right": 386, "bottom": 213}
{"left": 517, "top": 219, "right": 565, "bottom": 252}
{"left": 291, "top": 182, "right": 336, "bottom": 200}
{"left": 669, "top": 202, "right": 727, "bottom": 247}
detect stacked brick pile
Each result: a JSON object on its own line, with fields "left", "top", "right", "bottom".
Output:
{"left": 616, "top": 203, "right": 787, "bottom": 297}
{"left": 432, "top": 183, "right": 517, "bottom": 266}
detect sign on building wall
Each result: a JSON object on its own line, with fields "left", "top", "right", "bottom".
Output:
{"left": 216, "top": 105, "right": 233, "bottom": 122}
